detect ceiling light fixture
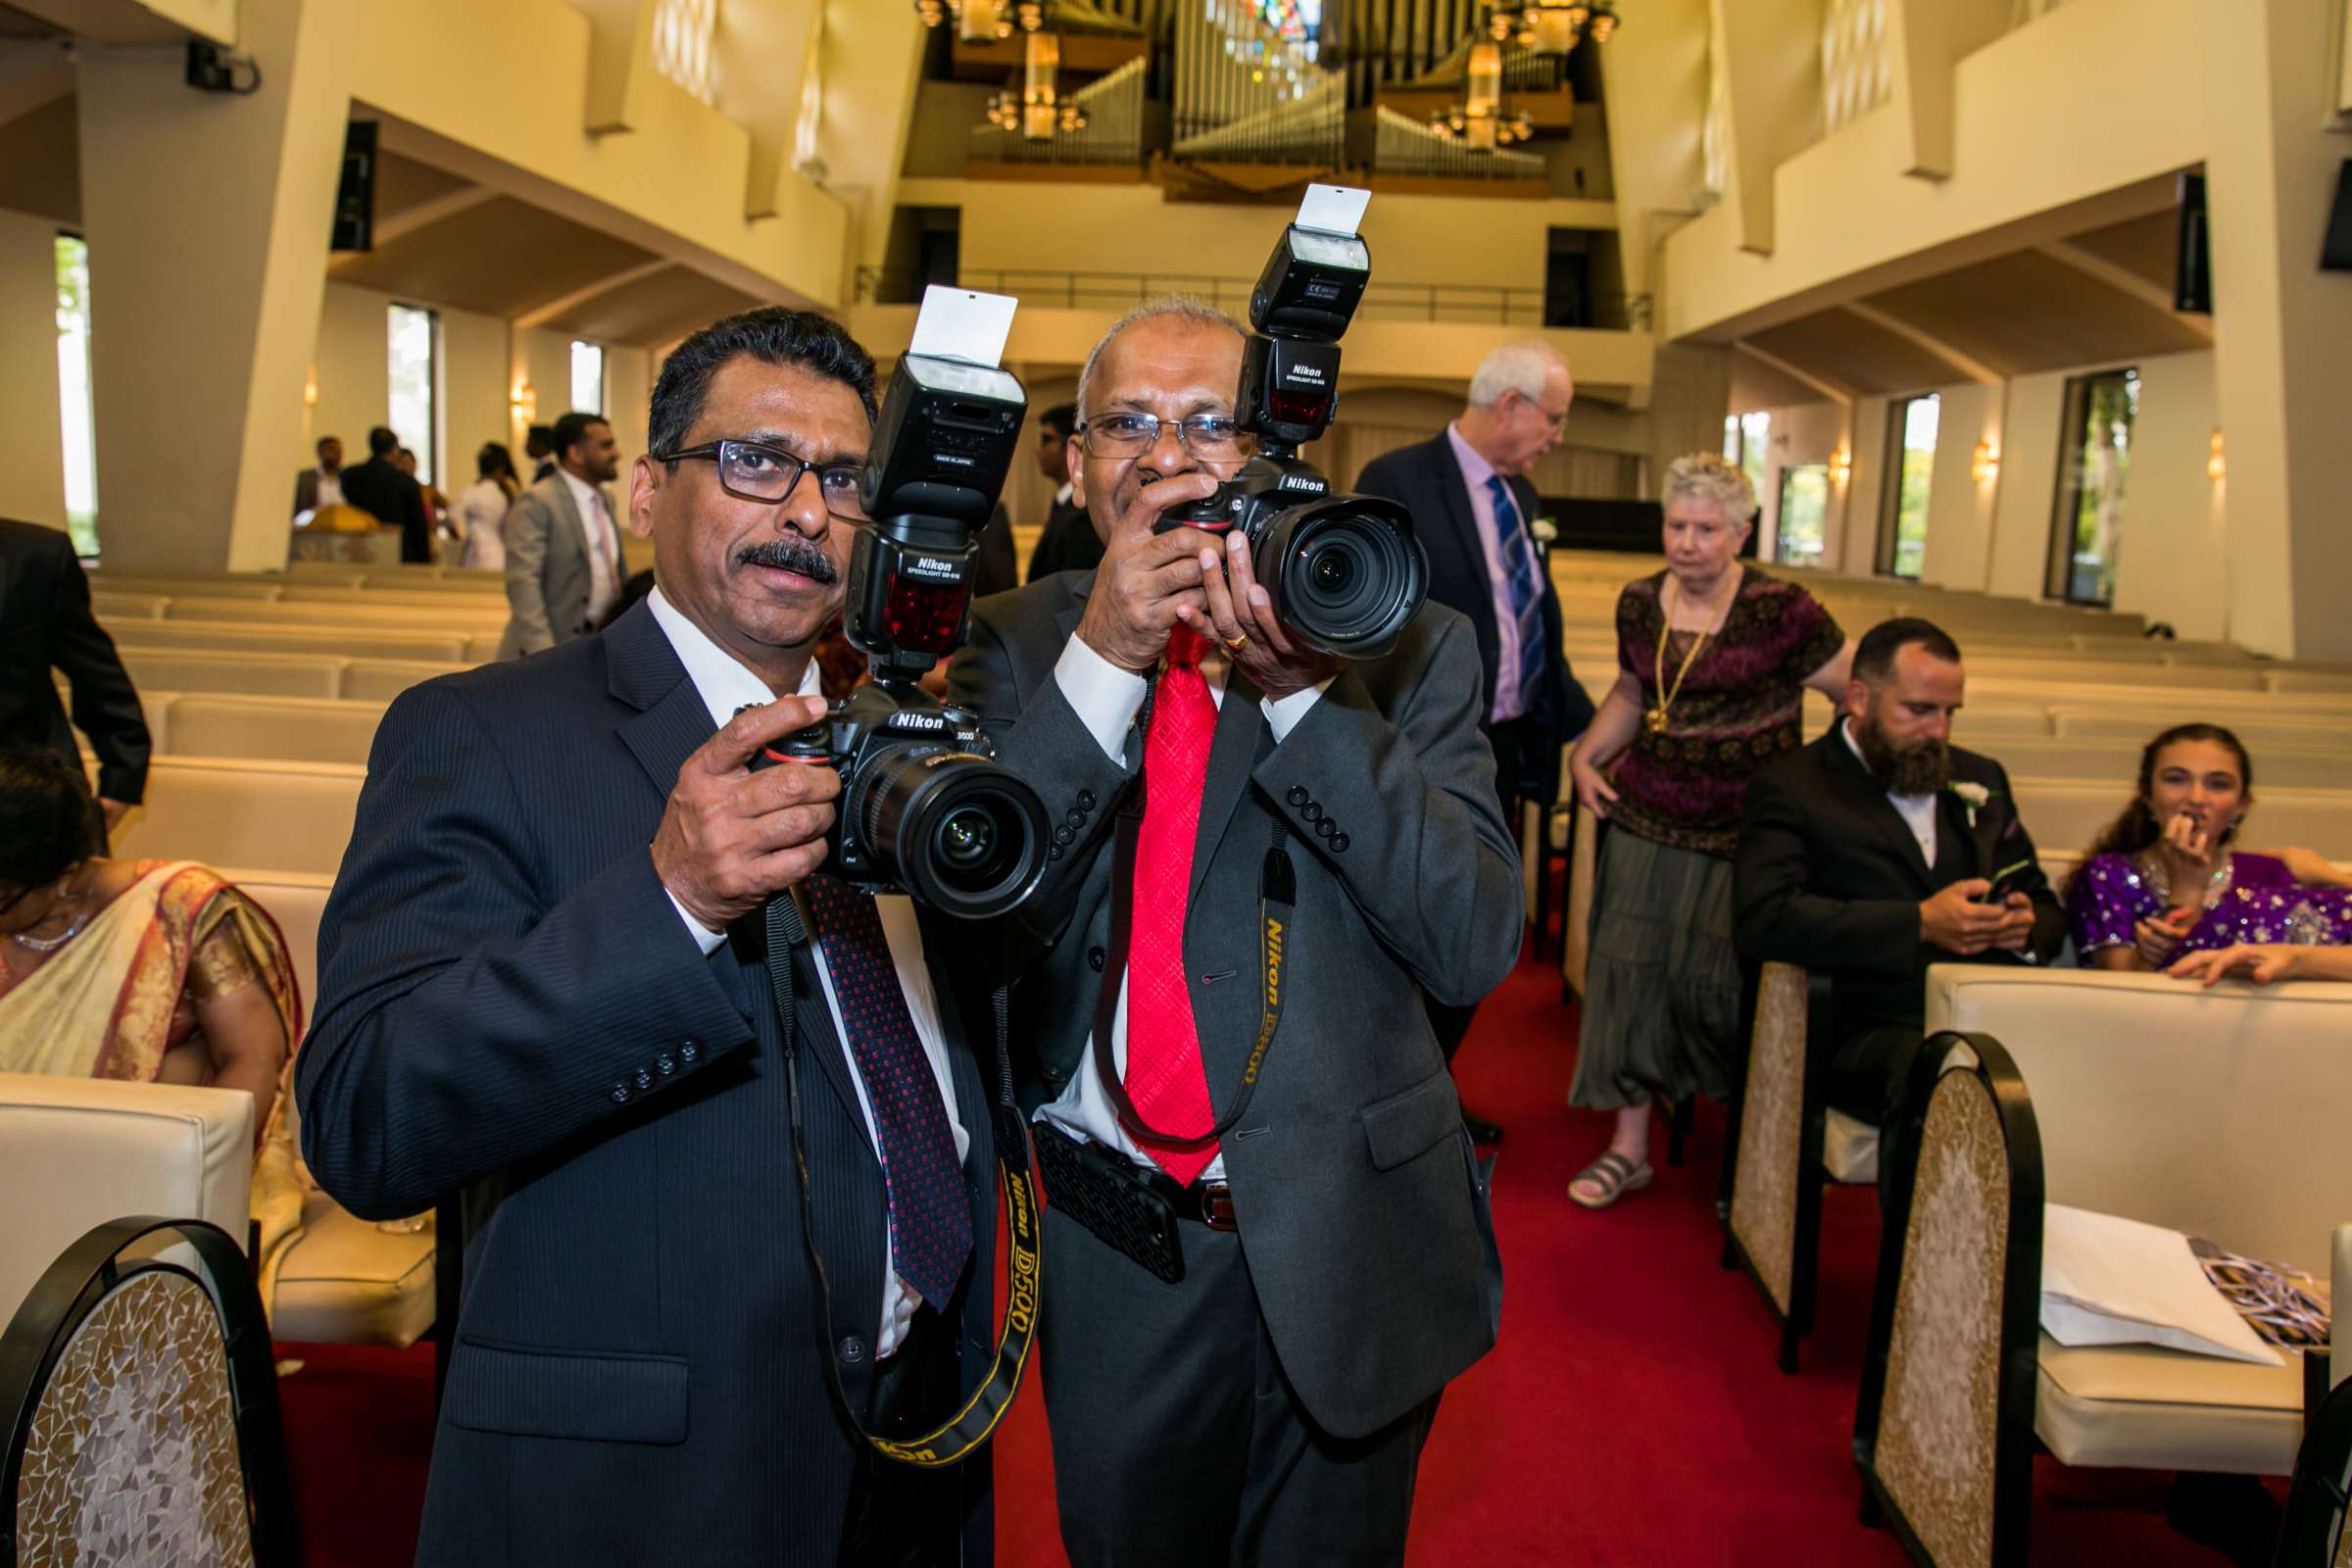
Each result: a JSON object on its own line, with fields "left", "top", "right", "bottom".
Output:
{"left": 1429, "top": 41, "right": 1536, "bottom": 150}
{"left": 1486, "top": 1, "right": 1622, "bottom": 57}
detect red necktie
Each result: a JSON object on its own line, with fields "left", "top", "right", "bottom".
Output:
{"left": 1124, "top": 625, "right": 1220, "bottom": 1186}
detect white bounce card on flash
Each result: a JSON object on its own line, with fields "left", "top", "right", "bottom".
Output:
{"left": 908, "top": 285, "right": 1017, "bottom": 369}
{"left": 1296, "top": 182, "right": 1371, "bottom": 237}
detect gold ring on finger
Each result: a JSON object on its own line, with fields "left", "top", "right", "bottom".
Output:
{"left": 1224, "top": 633, "right": 1249, "bottom": 653}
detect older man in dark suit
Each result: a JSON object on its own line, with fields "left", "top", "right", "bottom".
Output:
{"left": 949, "top": 298, "right": 1515, "bottom": 1566}
{"left": 1354, "top": 339, "right": 1596, "bottom": 1141}
{"left": 300, "top": 310, "right": 1001, "bottom": 1566}
{"left": 0, "top": 517, "right": 148, "bottom": 828}
{"left": 1734, "top": 617, "right": 2067, "bottom": 1158}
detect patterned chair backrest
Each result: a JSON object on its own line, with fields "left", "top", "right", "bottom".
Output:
{"left": 1855, "top": 1034, "right": 2044, "bottom": 1568}
{"left": 1729, "top": 960, "right": 1810, "bottom": 1319}
{"left": 2, "top": 1218, "right": 296, "bottom": 1567}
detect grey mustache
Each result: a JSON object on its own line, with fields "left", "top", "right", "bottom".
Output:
{"left": 737, "top": 540, "right": 838, "bottom": 583}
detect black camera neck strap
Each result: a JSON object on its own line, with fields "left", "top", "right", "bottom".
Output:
{"left": 760, "top": 890, "right": 1041, "bottom": 1470}
{"left": 1089, "top": 771, "right": 1298, "bottom": 1153}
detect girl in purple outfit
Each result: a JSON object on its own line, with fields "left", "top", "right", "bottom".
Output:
{"left": 2067, "top": 723, "right": 2352, "bottom": 969}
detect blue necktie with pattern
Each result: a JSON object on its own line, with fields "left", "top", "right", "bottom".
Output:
{"left": 1485, "top": 473, "right": 1548, "bottom": 711}
{"left": 802, "top": 876, "right": 972, "bottom": 1309}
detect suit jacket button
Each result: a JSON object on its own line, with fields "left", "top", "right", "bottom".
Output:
{"left": 1077, "top": 789, "right": 1097, "bottom": 810}
{"left": 633, "top": 1068, "right": 654, "bottom": 1090}
{"left": 656, "top": 1054, "right": 676, "bottom": 1075}
{"left": 1066, "top": 808, "right": 1086, "bottom": 828}
{"left": 1286, "top": 785, "right": 1309, "bottom": 807}
{"left": 838, "top": 1336, "right": 866, "bottom": 1365}
{"left": 1054, "top": 824, "right": 1075, "bottom": 846}
{"left": 1330, "top": 833, "right": 1349, "bottom": 853}
{"left": 1050, "top": 844, "right": 1065, "bottom": 860}
{"left": 1300, "top": 801, "right": 1322, "bottom": 822}
{"left": 678, "top": 1040, "right": 700, "bottom": 1062}
{"left": 1088, "top": 947, "right": 1106, "bottom": 972}
{"left": 1314, "top": 817, "right": 1336, "bottom": 837}
{"left": 611, "top": 1083, "right": 630, "bottom": 1103}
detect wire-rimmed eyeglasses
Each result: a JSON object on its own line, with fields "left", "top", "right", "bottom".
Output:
{"left": 654, "top": 439, "right": 869, "bottom": 521}
{"left": 1076, "top": 412, "right": 1247, "bottom": 459}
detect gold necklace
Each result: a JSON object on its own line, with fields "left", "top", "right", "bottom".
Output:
{"left": 1646, "top": 572, "right": 1734, "bottom": 734}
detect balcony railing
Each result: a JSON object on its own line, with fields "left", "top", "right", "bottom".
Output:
{"left": 855, "top": 267, "right": 1650, "bottom": 330}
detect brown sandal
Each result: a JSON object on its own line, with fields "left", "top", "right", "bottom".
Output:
{"left": 1568, "top": 1151, "right": 1653, "bottom": 1210}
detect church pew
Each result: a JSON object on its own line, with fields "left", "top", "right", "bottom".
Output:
{"left": 98, "top": 618, "right": 473, "bottom": 663}
{"left": 108, "top": 757, "right": 364, "bottom": 877}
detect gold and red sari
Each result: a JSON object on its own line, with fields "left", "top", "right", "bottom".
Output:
{"left": 0, "top": 859, "right": 307, "bottom": 1310}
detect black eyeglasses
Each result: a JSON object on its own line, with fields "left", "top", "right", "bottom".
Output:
{"left": 654, "top": 439, "right": 869, "bottom": 521}
{"left": 1077, "top": 413, "right": 1247, "bottom": 458}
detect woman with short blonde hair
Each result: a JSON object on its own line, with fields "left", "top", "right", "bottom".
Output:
{"left": 1562, "top": 451, "right": 1853, "bottom": 1208}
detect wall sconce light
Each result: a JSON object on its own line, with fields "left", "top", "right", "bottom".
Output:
{"left": 2207, "top": 428, "right": 2227, "bottom": 481}
{"left": 303, "top": 367, "right": 318, "bottom": 407}
{"left": 1971, "top": 440, "right": 2000, "bottom": 484}
{"left": 512, "top": 382, "right": 538, "bottom": 423}
{"left": 1828, "top": 447, "right": 1851, "bottom": 486}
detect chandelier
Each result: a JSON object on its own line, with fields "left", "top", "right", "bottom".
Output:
{"left": 914, "top": 0, "right": 1045, "bottom": 42}
{"left": 1486, "top": 1, "right": 1621, "bottom": 56}
{"left": 1430, "top": 41, "right": 1534, "bottom": 150}
{"left": 987, "top": 31, "right": 1087, "bottom": 139}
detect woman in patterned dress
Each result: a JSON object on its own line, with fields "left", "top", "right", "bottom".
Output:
{"left": 1563, "top": 454, "right": 1854, "bottom": 1209}
{"left": 2067, "top": 722, "right": 2352, "bottom": 968}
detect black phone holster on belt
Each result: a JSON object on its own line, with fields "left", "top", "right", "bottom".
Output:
{"left": 1031, "top": 1120, "right": 1185, "bottom": 1284}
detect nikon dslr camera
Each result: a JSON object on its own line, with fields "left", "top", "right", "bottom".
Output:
{"left": 1160, "top": 210, "right": 1429, "bottom": 659}
{"left": 753, "top": 345, "right": 1050, "bottom": 919}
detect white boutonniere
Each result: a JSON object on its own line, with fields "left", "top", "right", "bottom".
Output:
{"left": 1948, "top": 780, "right": 1991, "bottom": 826}
{"left": 1531, "top": 516, "right": 1559, "bottom": 544}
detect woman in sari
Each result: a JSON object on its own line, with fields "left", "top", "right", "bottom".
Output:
{"left": 0, "top": 750, "right": 307, "bottom": 1299}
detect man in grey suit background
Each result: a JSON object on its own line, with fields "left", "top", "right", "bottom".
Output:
{"left": 948, "top": 298, "right": 1517, "bottom": 1565}
{"left": 498, "top": 409, "right": 626, "bottom": 660}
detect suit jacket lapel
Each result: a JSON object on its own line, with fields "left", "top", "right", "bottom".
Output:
{"left": 1425, "top": 435, "right": 1491, "bottom": 629}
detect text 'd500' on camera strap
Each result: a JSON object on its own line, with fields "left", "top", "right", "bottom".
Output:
{"left": 760, "top": 890, "right": 1040, "bottom": 1470}
{"left": 1089, "top": 774, "right": 1297, "bottom": 1152}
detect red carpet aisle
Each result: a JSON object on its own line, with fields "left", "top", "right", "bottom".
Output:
{"left": 276, "top": 949, "right": 2234, "bottom": 1566}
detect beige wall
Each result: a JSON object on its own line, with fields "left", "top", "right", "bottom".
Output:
{"left": 309, "top": 282, "right": 510, "bottom": 492}
{"left": 0, "top": 208, "right": 67, "bottom": 530}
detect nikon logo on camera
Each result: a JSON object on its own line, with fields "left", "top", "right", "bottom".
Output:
{"left": 887, "top": 712, "right": 950, "bottom": 732}
{"left": 1277, "top": 473, "right": 1327, "bottom": 493}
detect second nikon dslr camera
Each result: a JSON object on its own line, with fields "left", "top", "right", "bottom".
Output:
{"left": 1160, "top": 217, "right": 1429, "bottom": 660}
{"left": 753, "top": 348, "right": 1050, "bottom": 920}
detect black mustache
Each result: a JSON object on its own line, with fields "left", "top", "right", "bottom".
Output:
{"left": 737, "top": 539, "right": 838, "bottom": 583}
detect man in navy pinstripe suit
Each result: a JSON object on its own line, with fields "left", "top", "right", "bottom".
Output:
{"left": 298, "top": 310, "right": 1000, "bottom": 1566}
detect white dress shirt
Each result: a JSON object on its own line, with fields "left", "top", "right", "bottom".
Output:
{"left": 557, "top": 466, "right": 622, "bottom": 625}
{"left": 1842, "top": 717, "right": 1937, "bottom": 868}
{"left": 1446, "top": 422, "right": 1528, "bottom": 726}
{"left": 647, "top": 587, "right": 969, "bottom": 1357}
{"left": 1039, "top": 631, "right": 1331, "bottom": 1183}
{"left": 313, "top": 466, "right": 344, "bottom": 508}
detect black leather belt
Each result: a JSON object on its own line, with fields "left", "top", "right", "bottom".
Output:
{"left": 1142, "top": 1166, "right": 1239, "bottom": 1232}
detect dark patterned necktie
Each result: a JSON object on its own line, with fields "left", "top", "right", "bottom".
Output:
{"left": 1485, "top": 474, "right": 1547, "bottom": 711}
{"left": 802, "top": 875, "right": 972, "bottom": 1309}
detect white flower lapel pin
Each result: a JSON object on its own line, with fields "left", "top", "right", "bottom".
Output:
{"left": 1948, "top": 780, "right": 1991, "bottom": 826}
{"left": 1531, "top": 516, "right": 1558, "bottom": 544}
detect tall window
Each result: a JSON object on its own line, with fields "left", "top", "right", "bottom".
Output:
{"left": 1723, "top": 410, "right": 1770, "bottom": 503}
{"left": 2048, "top": 368, "right": 2138, "bottom": 606}
{"left": 386, "top": 303, "right": 439, "bottom": 485}
{"left": 569, "top": 340, "right": 606, "bottom": 417}
{"left": 651, "top": 0, "right": 718, "bottom": 104}
{"left": 1877, "top": 393, "right": 1937, "bottom": 578}
{"left": 1776, "top": 465, "right": 1828, "bottom": 567}
{"left": 54, "top": 234, "right": 98, "bottom": 556}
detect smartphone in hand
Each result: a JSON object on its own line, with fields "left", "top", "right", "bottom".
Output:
{"left": 1974, "top": 858, "right": 2035, "bottom": 905}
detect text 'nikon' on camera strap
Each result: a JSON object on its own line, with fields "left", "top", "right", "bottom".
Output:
{"left": 761, "top": 891, "right": 1040, "bottom": 1470}
{"left": 1088, "top": 770, "right": 1297, "bottom": 1152}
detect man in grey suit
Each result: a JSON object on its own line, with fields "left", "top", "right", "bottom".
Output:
{"left": 948, "top": 298, "right": 1517, "bottom": 1565}
{"left": 498, "top": 410, "right": 626, "bottom": 660}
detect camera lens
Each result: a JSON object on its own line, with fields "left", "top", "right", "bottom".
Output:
{"left": 1257, "top": 495, "right": 1429, "bottom": 661}
{"left": 856, "top": 748, "right": 1049, "bottom": 918}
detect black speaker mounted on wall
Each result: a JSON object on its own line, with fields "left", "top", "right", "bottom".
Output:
{"left": 2175, "top": 172, "right": 2212, "bottom": 313}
